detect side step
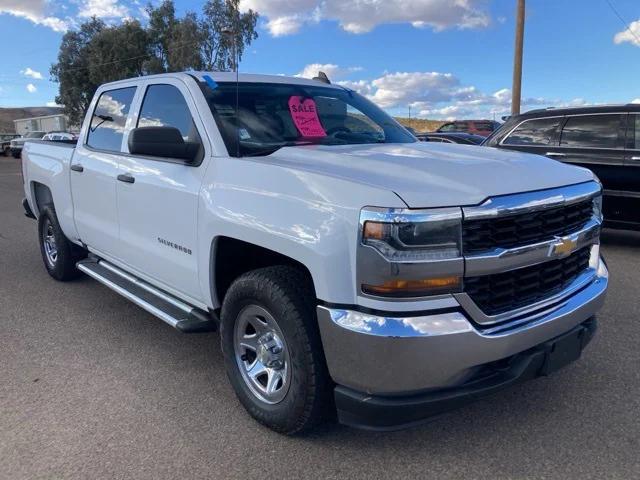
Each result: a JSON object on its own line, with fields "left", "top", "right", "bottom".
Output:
{"left": 76, "top": 258, "right": 217, "bottom": 333}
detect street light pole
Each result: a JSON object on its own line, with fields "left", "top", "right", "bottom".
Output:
{"left": 511, "top": 0, "right": 525, "bottom": 115}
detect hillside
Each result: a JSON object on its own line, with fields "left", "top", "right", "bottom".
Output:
{"left": 394, "top": 117, "right": 445, "bottom": 133}
{"left": 0, "top": 107, "right": 64, "bottom": 133}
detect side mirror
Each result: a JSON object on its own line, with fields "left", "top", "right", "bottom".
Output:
{"left": 128, "top": 126, "right": 200, "bottom": 162}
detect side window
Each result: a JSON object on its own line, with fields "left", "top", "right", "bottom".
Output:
{"left": 560, "top": 114, "right": 622, "bottom": 149}
{"left": 439, "top": 123, "right": 456, "bottom": 132}
{"left": 87, "top": 87, "right": 136, "bottom": 152}
{"left": 137, "top": 84, "right": 202, "bottom": 155}
{"left": 503, "top": 117, "right": 561, "bottom": 146}
{"left": 633, "top": 115, "right": 640, "bottom": 150}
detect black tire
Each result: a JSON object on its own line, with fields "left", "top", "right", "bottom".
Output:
{"left": 220, "top": 266, "right": 331, "bottom": 434}
{"left": 38, "top": 204, "right": 86, "bottom": 281}
{"left": 12, "top": 151, "right": 20, "bottom": 159}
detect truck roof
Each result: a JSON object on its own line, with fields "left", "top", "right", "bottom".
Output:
{"left": 100, "top": 71, "right": 344, "bottom": 90}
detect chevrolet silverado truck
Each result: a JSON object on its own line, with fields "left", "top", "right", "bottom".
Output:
{"left": 21, "top": 72, "right": 608, "bottom": 434}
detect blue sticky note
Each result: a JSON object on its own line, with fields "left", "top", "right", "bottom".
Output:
{"left": 203, "top": 75, "right": 218, "bottom": 90}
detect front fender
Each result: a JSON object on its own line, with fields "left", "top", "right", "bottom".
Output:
{"left": 197, "top": 156, "right": 405, "bottom": 308}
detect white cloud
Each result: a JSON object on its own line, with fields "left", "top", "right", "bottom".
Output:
{"left": 614, "top": 19, "right": 640, "bottom": 47}
{"left": 20, "top": 67, "right": 43, "bottom": 80}
{"left": 331, "top": 70, "right": 592, "bottom": 120}
{"left": 26, "top": 83, "right": 37, "bottom": 93}
{"left": 78, "top": 0, "right": 129, "bottom": 19}
{"left": 0, "top": 0, "right": 68, "bottom": 32}
{"left": 632, "top": 98, "right": 640, "bottom": 104}
{"left": 296, "top": 63, "right": 362, "bottom": 80}
{"left": 241, "top": 0, "right": 490, "bottom": 36}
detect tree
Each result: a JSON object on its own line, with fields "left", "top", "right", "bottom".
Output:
{"left": 50, "top": 0, "right": 259, "bottom": 124}
{"left": 50, "top": 18, "right": 105, "bottom": 126}
{"left": 87, "top": 20, "right": 151, "bottom": 84}
{"left": 200, "top": 0, "right": 258, "bottom": 71}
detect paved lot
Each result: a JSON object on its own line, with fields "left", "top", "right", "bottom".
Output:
{"left": 1, "top": 157, "right": 639, "bottom": 479}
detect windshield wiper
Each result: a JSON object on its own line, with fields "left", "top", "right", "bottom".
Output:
{"left": 243, "top": 141, "right": 318, "bottom": 157}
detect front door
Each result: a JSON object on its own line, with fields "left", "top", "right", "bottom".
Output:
{"left": 116, "top": 81, "right": 209, "bottom": 303}
{"left": 70, "top": 86, "right": 137, "bottom": 257}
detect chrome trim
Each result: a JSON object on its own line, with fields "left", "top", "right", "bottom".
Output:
{"left": 99, "top": 260, "right": 194, "bottom": 314}
{"left": 603, "top": 188, "right": 640, "bottom": 199}
{"left": 458, "top": 244, "right": 602, "bottom": 326}
{"left": 464, "top": 217, "right": 600, "bottom": 276}
{"left": 77, "top": 262, "right": 180, "bottom": 328}
{"left": 359, "top": 206, "right": 462, "bottom": 226}
{"left": 317, "top": 256, "right": 607, "bottom": 394}
{"left": 462, "top": 181, "right": 600, "bottom": 221}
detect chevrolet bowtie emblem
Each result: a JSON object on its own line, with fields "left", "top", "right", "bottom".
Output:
{"left": 552, "top": 236, "right": 578, "bottom": 256}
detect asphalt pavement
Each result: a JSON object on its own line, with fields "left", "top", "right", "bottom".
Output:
{"left": 1, "top": 156, "right": 639, "bottom": 479}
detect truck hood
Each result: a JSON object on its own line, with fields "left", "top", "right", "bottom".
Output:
{"left": 264, "top": 142, "right": 595, "bottom": 208}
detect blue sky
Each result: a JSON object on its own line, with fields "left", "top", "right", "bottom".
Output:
{"left": 1, "top": 0, "right": 640, "bottom": 119}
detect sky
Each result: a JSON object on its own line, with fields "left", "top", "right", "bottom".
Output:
{"left": 0, "top": 0, "right": 639, "bottom": 120}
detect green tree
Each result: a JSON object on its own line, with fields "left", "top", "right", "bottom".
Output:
{"left": 144, "top": 0, "right": 177, "bottom": 73}
{"left": 168, "top": 12, "right": 205, "bottom": 72}
{"left": 50, "top": 17, "right": 105, "bottom": 126}
{"left": 87, "top": 20, "right": 151, "bottom": 84}
{"left": 200, "top": 0, "right": 258, "bottom": 71}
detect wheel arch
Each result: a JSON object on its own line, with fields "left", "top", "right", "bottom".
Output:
{"left": 210, "top": 236, "right": 317, "bottom": 308}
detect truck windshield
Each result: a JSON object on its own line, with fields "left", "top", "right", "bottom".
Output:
{"left": 203, "top": 82, "right": 416, "bottom": 157}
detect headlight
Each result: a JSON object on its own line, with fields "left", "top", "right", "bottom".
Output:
{"left": 592, "top": 194, "right": 603, "bottom": 222}
{"left": 359, "top": 207, "right": 463, "bottom": 297}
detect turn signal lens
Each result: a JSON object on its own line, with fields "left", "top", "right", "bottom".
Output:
{"left": 363, "top": 276, "right": 462, "bottom": 297}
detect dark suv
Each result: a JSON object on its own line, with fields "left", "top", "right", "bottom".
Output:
{"left": 484, "top": 105, "right": 640, "bottom": 231}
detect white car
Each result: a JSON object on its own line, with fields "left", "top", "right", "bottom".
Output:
{"left": 10, "top": 131, "right": 46, "bottom": 158}
{"left": 21, "top": 72, "right": 608, "bottom": 433}
{"left": 41, "top": 132, "right": 76, "bottom": 141}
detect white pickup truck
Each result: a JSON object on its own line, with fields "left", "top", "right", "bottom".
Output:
{"left": 22, "top": 72, "right": 608, "bottom": 434}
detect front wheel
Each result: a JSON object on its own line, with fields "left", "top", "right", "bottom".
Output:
{"left": 220, "top": 266, "right": 331, "bottom": 434}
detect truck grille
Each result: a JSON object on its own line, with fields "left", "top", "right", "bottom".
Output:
{"left": 464, "top": 247, "right": 592, "bottom": 316}
{"left": 463, "top": 199, "right": 593, "bottom": 254}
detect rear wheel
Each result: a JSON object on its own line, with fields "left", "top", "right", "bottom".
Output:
{"left": 220, "top": 266, "right": 331, "bottom": 434}
{"left": 38, "top": 204, "right": 86, "bottom": 281}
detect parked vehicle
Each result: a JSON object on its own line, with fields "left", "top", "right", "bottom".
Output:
{"left": 41, "top": 132, "right": 76, "bottom": 142}
{"left": 1, "top": 133, "right": 20, "bottom": 156}
{"left": 484, "top": 105, "right": 640, "bottom": 231}
{"left": 436, "top": 120, "right": 501, "bottom": 136}
{"left": 22, "top": 72, "right": 608, "bottom": 434}
{"left": 416, "top": 132, "right": 485, "bottom": 145}
{"left": 10, "top": 131, "right": 46, "bottom": 158}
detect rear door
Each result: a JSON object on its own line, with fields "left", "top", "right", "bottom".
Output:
{"left": 115, "top": 80, "right": 210, "bottom": 303}
{"left": 556, "top": 114, "right": 627, "bottom": 223}
{"left": 71, "top": 85, "right": 137, "bottom": 257}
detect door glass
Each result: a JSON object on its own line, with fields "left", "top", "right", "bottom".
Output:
{"left": 87, "top": 87, "right": 136, "bottom": 152}
{"left": 560, "top": 114, "right": 622, "bottom": 149}
{"left": 137, "top": 84, "right": 202, "bottom": 151}
{"left": 503, "top": 117, "right": 561, "bottom": 145}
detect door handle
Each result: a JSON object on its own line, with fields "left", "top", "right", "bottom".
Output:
{"left": 545, "top": 152, "right": 566, "bottom": 157}
{"left": 117, "top": 173, "right": 135, "bottom": 184}
{"left": 70, "top": 164, "right": 84, "bottom": 172}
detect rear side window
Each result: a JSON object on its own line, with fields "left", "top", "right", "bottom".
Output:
{"left": 87, "top": 87, "right": 136, "bottom": 152}
{"left": 560, "top": 114, "right": 622, "bottom": 149}
{"left": 137, "top": 84, "right": 202, "bottom": 150}
{"left": 503, "top": 117, "right": 561, "bottom": 146}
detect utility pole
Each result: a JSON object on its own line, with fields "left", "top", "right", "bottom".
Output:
{"left": 511, "top": 0, "right": 525, "bottom": 115}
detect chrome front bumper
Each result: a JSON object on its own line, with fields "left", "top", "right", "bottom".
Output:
{"left": 317, "top": 256, "right": 608, "bottom": 395}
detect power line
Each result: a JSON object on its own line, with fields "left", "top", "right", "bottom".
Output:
{"left": 604, "top": 0, "right": 640, "bottom": 45}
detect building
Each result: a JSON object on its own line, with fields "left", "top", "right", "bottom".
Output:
{"left": 13, "top": 114, "right": 70, "bottom": 135}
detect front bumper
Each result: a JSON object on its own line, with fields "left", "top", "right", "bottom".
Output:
{"left": 334, "top": 317, "right": 597, "bottom": 431}
{"left": 317, "top": 255, "right": 608, "bottom": 426}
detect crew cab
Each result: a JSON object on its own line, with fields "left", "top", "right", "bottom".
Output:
{"left": 21, "top": 72, "right": 608, "bottom": 434}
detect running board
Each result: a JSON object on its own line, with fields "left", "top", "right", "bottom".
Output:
{"left": 76, "top": 258, "right": 217, "bottom": 333}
